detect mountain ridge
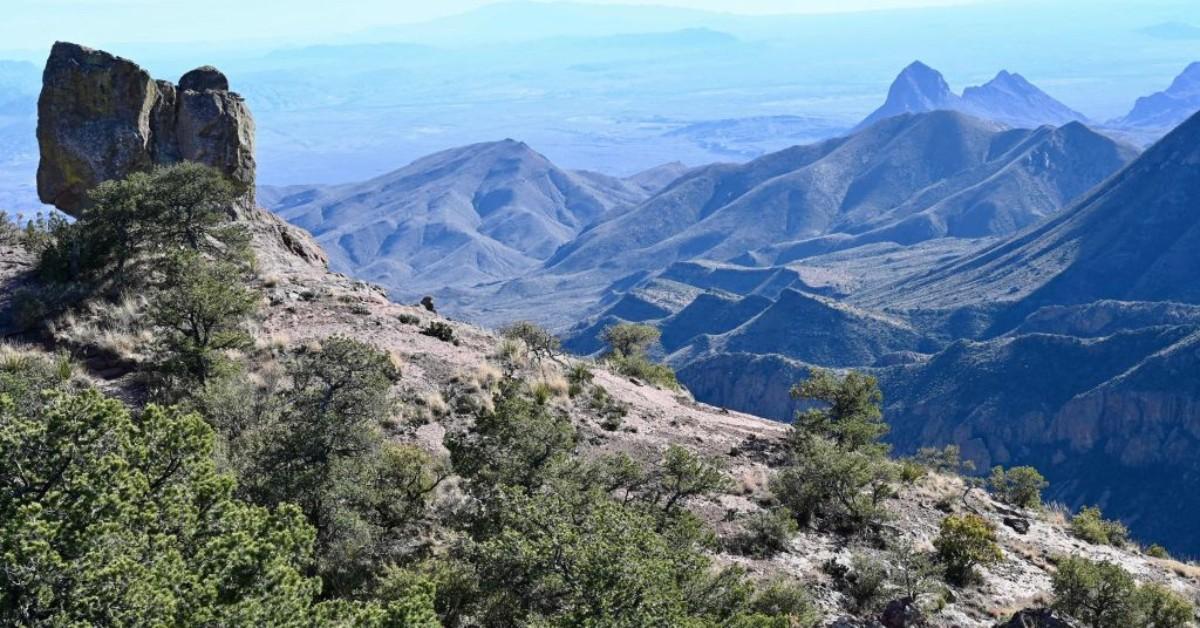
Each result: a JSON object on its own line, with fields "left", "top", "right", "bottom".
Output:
{"left": 262, "top": 139, "right": 666, "bottom": 300}
{"left": 857, "top": 61, "right": 1089, "bottom": 131}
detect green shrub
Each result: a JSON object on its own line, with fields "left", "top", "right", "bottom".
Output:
{"left": 989, "top": 465, "right": 1048, "bottom": 509}
{"left": 567, "top": 361, "right": 594, "bottom": 397}
{"left": 915, "top": 444, "right": 975, "bottom": 474}
{"left": 597, "top": 322, "right": 677, "bottom": 389}
{"left": 420, "top": 321, "right": 456, "bottom": 343}
{"left": 770, "top": 436, "right": 896, "bottom": 533}
{"left": 233, "top": 336, "right": 423, "bottom": 596}
{"left": 609, "top": 351, "right": 679, "bottom": 389}
{"left": 845, "top": 552, "right": 889, "bottom": 612}
{"left": 397, "top": 313, "right": 421, "bottom": 325}
{"left": 790, "top": 368, "right": 889, "bottom": 455}
{"left": 933, "top": 514, "right": 1003, "bottom": 586}
{"left": 746, "top": 579, "right": 821, "bottom": 627}
{"left": 587, "top": 385, "right": 628, "bottom": 430}
{"left": 446, "top": 378, "right": 577, "bottom": 492}
{"left": 0, "top": 388, "right": 331, "bottom": 624}
{"left": 899, "top": 458, "right": 927, "bottom": 484}
{"left": 727, "top": 508, "right": 798, "bottom": 558}
{"left": 1145, "top": 544, "right": 1171, "bottom": 559}
{"left": 887, "top": 540, "right": 942, "bottom": 602}
{"left": 19, "top": 212, "right": 70, "bottom": 257}
{"left": 1070, "top": 506, "right": 1129, "bottom": 547}
{"left": 1050, "top": 556, "right": 1193, "bottom": 628}
{"left": 150, "top": 250, "right": 258, "bottom": 390}
{"left": 772, "top": 369, "right": 898, "bottom": 535}
{"left": 600, "top": 322, "right": 660, "bottom": 357}
{"left": 37, "top": 163, "right": 251, "bottom": 289}
{"left": 1134, "top": 582, "right": 1195, "bottom": 628}
{"left": 649, "top": 445, "right": 731, "bottom": 519}
{"left": 499, "top": 320, "right": 561, "bottom": 363}
{"left": 0, "top": 211, "right": 18, "bottom": 245}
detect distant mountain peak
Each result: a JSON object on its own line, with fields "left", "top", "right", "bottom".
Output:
{"left": 984, "top": 69, "right": 1030, "bottom": 89}
{"left": 856, "top": 61, "right": 958, "bottom": 129}
{"left": 891, "top": 60, "right": 956, "bottom": 103}
{"left": 858, "top": 62, "right": 1086, "bottom": 131}
{"left": 1116, "top": 61, "right": 1200, "bottom": 130}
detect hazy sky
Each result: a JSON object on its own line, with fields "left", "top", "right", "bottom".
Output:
{"left": 4, "top": 0, "right": 985, "bottom": 50}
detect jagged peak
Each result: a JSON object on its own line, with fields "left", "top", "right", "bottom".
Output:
{"left": 984, "top": 69, "right": 1030, "bottom": 88}
{"left": 890, "top": 60, "right": 954, "bottom": 98}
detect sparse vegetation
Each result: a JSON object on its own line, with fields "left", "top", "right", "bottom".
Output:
{"left": 915, "top": 444, "right": 971, "bottom": 473}
{"left": 586, "top": 384, "right": 628, "bottom": 430}
{"left": 770, "top": 369, "right": 897, "bottom": 534}
{"left": 886, "top": 540, "right": 942, "bottom": 603}
{"left": 933, "top": 513, "right": 1003, "bottom": 586}
{"left": 599, "top": 322, "right": 679, "bottom": 389}
{"left": 1146, "top": 544, "right": 1172, "bottom": 559}
{"left": 1071, "top": 506, "right": 1129, "bottom": 547}
{"left": 499, "top": 320, "right": 561, "bottom": 364}
{"left": 600, "top": 322, "right": 660, "bottom": 357}
{"left": 988, "top": 465, "right": 1048, "bottom": 509}
{"left": 608, "top": 351, "right": 679, "bottom": 388}
{"left": 421, "top": 321, "right": 457, "bottom": 343}
{"left": 727, "top": 507, "right": 798, "bottom": 558}
{"left": 844, "top": 552, "right": 890, "bottom": 612}
{"left": 1052, "top": 555, "right": 1195, "bottom": 628}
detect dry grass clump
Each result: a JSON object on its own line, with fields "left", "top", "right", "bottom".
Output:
{"left": 410, "top": 390, "right": 450, "bottom": 424}
{"left": 734, "top": 466, "right": 770, "bottom": 497}
{"left": 48, "top": 293, "right": 155, "bottom": 362}
{"left": 492, "top": 338, "right": 529, "bottom": 372}
{"left": 447, "top": 362, "right": 504, "bottom": 415}
{"left": 530, "top": 373, "right": 570, "bottom": 404}
{"left": 1039, "top": 501, "right": 1071, "bottom": 525}
{"left": 0, "top": 342, "right": 92, "bottom": 389}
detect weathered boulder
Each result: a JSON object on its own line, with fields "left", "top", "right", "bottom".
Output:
{"left": 179, "top": 66, "right": 229, "bottom": 92}
{"left": 880, "top": 597, "right": 927, "bottom": 628}
{"left": 176, "top": 87, "right": 255, "bottom": 190}
{"left": 36, "top": 42, "right": 157, "bottom": 213}
{"left": 1003, "top": 516, "right": 1031, "bottom": 534}
{"left": 37, "top": 41, "right": 255, "bottom": 215}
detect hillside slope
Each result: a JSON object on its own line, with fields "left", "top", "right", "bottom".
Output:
{"left": 262, "top": 140, "right": 657, "bottom": 300}
{"left": 864, "top": 109, "right": 1200, "bottom": 328}
{"left": 546, "top": 111, "right": 1134, "bottom": 282}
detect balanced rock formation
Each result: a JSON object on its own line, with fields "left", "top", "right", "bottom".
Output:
{"left": 35, "top": 42, "right": 325, "bottom": 268}
{"left": 37, "top": 42, "right": 255, "bottom": 215}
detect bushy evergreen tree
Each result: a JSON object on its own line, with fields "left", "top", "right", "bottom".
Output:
{"left": 0, "top": 379, "right": 432, "bottom": 625}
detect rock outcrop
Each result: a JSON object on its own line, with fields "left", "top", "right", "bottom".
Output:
{"left": 34, "top": 42, "right": 325, "bottom": 268}
{"left": 37, "top": 42, "right": 255, "bottom": 215}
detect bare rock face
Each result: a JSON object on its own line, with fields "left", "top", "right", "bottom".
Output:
{"left": 34, "top": 42, "right": 325, "bottom": 270}
{"left": 36, "top": 42, "right": 157, "bottom": 213}
{"left": 37, "top": 41, "right": 255, "bottom": 215}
